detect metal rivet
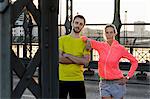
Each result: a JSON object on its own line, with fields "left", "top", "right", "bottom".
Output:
{"left": 45, "top": 43, "right": 48, "bottom": 48}
{"left": 45, "top": 26, "right": 48, "bottom": 31}
{"left": 50, "top": 5, "right": 56, "bottom": 12}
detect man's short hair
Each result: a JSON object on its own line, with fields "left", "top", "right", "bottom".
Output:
{"left": 73, "top": 15, "right": 86, "bottom": 25}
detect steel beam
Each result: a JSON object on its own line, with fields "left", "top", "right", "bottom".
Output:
{"left": 65, "top": 0, "right": 73, "bottom": 34}
{"left": 40, "top": 0, "right": 59, "bottom": 98}
{"left": 0, "top": 0, "right": 11, "bottom": 98}
{"left": 11, "top": 50, "right": 41, "bottom": 98}
{"left": 113, "top": 0, "right": 121, "bottom": 42}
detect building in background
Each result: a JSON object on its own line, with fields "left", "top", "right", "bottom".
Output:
{"left": 134, "top": 21, "right": 145, "bottom": 37}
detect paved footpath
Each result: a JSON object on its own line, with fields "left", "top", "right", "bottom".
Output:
{"left": 13, "top": 70, "right": 150, "bottom": 99}
{"left": 85, "top": 70, "right": 150, "bottom": 99}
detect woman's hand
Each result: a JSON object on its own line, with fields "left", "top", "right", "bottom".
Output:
{"left": 117, "top": 77, "right": 129, "bottom": 85}
{"left": 86, "top": 40, "right": 92, "bottom": 51}
{"left": 81, "top": 36, "right": 88, "bottom": 42}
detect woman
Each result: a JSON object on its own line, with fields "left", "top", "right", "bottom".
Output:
{"left": 82, "top": 24, "right": 138, "bottom": 99}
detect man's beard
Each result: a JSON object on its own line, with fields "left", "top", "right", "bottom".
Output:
{"left": 73, "top": 27, "right": 82, "bottom": 33}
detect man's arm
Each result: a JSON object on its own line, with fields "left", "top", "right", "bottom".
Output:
{"left": 63, "top": 53, "right": 90, "bottom": 66}
{"left": 59, "top": 50, "right": 74, "bottom": 64}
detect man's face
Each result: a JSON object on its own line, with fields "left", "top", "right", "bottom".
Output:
{"left": 72, "top": 17, "right": 85, "bottom": 33}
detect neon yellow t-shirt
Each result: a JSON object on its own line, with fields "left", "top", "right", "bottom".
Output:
{"left": 59, "top": 35, "right": 90, "bottom": 81}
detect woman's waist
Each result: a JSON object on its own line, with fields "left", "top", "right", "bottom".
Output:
{"left": 100, "top": 77, "right": 123, "bottom": 81}
{"left": 99, "top": 72, "right": 124, "bottom": 80}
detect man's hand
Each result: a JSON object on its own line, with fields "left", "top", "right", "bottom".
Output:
{"left": 63, "top": 53, "right": 70, "bottom": 58}
{"left": 59, "top": 51, "right": 74, "bottom": 64}
{"left": 63, "top": 53, "right": 90, "bottom": 66}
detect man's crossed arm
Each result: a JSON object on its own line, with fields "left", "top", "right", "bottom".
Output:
{"left": 59, "top": 50, "right": 90, "bottom": 66}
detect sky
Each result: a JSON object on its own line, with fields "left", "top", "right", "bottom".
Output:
{"left": 12, "top": 0, "right": 150, "bottom": 31}
{"left": 59, "top": 0, "right": 150, "bottom": 31}
{"left": 59, "top": 0, "right": 150, "bottom": 23}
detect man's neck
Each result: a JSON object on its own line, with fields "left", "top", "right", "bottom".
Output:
{"left": 70, "top": 32, "right": 80, "bottom": 38}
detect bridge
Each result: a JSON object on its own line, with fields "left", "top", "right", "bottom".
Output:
{"left": 0, "top": 0, "right": 150, "bottom": 99}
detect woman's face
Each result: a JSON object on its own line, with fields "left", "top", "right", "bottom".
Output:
{"left": 105, "top": 27, "right": 116, "bottom": 40}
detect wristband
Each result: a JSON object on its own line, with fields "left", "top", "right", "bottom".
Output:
{"left": 126, "top": 76, "right": 130, "bottom": 80}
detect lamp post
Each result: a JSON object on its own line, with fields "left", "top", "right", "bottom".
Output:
{"left": 124, "top": 10, "right": 128, "bottom": 44}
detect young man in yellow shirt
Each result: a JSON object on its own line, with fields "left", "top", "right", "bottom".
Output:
{"left": 59, "top": 15, "right": 90, "bottom": 99}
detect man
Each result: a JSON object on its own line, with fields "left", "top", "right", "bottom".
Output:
{"left": 59, "top": 15, "right": 90, "bottom": 99}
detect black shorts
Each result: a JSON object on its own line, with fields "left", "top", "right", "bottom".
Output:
{"left": 59, "top": 80, "right": 86, "bottom": 99}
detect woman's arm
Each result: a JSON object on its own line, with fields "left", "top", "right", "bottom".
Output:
{"left": 81, "top": 36, "right": 102, "bottom": 51}
{"left": 85, "top": 40, "right": 92, "bottom": 51}
{"left": 123, "top": 48, "right": 138, "bottom": 78}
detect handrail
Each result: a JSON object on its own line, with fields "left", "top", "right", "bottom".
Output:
{"left": 87, "top": 61, "right": 150, "bottom": 72}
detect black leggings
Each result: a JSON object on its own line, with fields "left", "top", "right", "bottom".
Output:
{"left": 59, "top": 81, "right": 86, "bottom": 99}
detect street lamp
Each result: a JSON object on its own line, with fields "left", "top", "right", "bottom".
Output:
{"left": 124, "top": 10, "right": 128, "bottom": 44}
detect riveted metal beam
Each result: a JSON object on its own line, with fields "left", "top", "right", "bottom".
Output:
{"left": 0, "top": 0, "right": 11, "bottom": 98}
{"left": 113, "top": 0, "right": 121, "bottom": 42}
{"left": 40, "top": 0, "right": 59, "bottom": 98}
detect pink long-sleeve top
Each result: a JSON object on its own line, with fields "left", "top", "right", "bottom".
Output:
{"left": 90, "top": 39, "right": 138, "bottom": 80}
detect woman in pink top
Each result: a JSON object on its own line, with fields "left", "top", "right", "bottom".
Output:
{"left": 82, "top": 24, "right": 138, "bottom": 99}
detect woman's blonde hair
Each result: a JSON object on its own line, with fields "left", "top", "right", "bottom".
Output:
{"left": 103, "top": 24, "right": 117, "bottom": 41}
